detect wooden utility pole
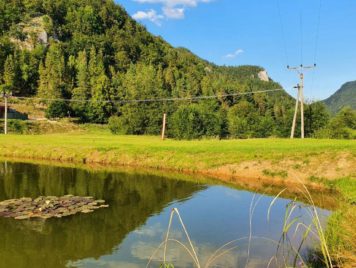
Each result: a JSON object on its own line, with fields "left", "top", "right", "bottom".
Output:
{"left": 288, "top": 64, "right": 316, "bottom": 139}
{"left": 161, "top": 113, "right": 167, "bottom": 140}
{"left": 290, "top": 84, "right": 300, "bottom": 139}
{"left": 1, "top": 90, "right": 10, "bottom": 135}
{"left": 4, "top": 94, "right": 7, "bottom": 135}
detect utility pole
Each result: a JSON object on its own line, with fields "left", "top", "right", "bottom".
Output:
{"left": 1, "top": 89, "right": 11, "bottom": 135}
{"left": 161, "top": 113, "right": 167, "bottom": 140}
{"left": 290, "top": 84, "right": 300, "bottom": 139}
{"left": 4, "top": 94, "right": 7, "bottom": 135}
{"left": 288, "top": 64, "right": 316, "bottom": 139}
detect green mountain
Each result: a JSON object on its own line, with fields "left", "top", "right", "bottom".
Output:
{"left": 324, "top": 81, "right": 356, "bottom": 114}
{"left": 1, "top": 0, "right": 327, "bottom": 138}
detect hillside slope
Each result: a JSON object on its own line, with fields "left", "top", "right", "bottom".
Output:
{"left": 0, "top": 0, "right": 303, "bottom": 138}
{"left": 324, "top": 81, "right": 356, "bottom": 114}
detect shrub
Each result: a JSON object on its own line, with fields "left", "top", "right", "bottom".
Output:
{"left": 330, "top": 127, "right": 354, "bottom": 139}
{"left": 0, "top": 119, "right": 29, "bottom": 134}
{"left": 45, "top": 101, "right": 71, "bottom": 119}
{"left": 108, "top": 116, "right": 127, "bottom": 134}
{"left": 170, "top": 103, "right": 222, "bottom": 140}
{"left": 170, "top": 105, "right": 205, "bottom": 140}
{"left": 227, "top": 101, "right": 260, "bottom": 138}
{"left": 313, "top": 107, "right": 356, "bottom": 139}
{"left": 9, "top": 120, "right": 28, "bottom": 134}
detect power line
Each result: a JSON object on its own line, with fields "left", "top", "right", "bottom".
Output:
{"left": 276, "top": 0, "right": 289, "bottom": 66}
{"left": 313, "top": 0, "right": 322, "bottom": 64}
{"left": 310, "top": 0, "right": 322, "bottom": 97}
{"left": 11, "top": 89, "right": 284, "bottom": 104}
{"left": 283, "top": 1, "right": 321, "bottom": 139}
{"left": 300, "top": 10, "right": 304, "bottom": 65}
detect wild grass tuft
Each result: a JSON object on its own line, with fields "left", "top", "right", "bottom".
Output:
{"left": 147, "top": 184, "right": 335, "bottom": 268}
{"left": 323, "top": 176, "right": 356, "bottom": 267}
{"left": 262, "top": 169, "right": 288, "bottom": 178}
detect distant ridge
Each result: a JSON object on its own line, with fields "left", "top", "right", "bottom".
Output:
{"left": 323, "top": 81, "right": 356, "bottom": 114}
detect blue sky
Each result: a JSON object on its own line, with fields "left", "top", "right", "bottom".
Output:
{"left": 117, "top": 0, "right": 356, "bottom": 100}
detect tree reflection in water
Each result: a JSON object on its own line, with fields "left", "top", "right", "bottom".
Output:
{"left": 0, "top": 161, "right": 204, "bottom": 268}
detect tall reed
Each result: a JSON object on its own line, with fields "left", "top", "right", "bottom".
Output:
{"left": 147, "top": 184, "right": 332, "bottom": 268}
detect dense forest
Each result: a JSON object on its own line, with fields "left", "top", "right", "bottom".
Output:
{"left": 0, "top": 0, "right": 353, "bottom": 139}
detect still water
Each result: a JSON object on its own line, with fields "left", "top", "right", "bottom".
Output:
{"left": 0, "top": 161, "right": 330, "bottom": 268}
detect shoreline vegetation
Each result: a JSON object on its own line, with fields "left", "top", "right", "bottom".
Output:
{"left": 0, "top": 133, "right": 355, "bottom": 266}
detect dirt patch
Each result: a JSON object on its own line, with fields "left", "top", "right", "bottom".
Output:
{"left": 207, "top": 152, "right": 355, "bottom": 185}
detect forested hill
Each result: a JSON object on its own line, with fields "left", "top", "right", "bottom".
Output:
{"left": 323, "top": 81, "right": 356, "bottom": 114}
{"left": 1, "top": 0, "right": 321, "bottom": 138}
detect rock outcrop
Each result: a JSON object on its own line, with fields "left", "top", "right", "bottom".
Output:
{"left": 10, "top": 16, "right": 49, "bottom": 51}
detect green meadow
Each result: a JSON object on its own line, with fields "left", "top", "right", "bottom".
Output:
{"left": 0, "top": 133, "right": 354, "bottom": 182}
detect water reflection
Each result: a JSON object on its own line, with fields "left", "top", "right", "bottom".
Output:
{"left": 0, "top": 161, "right": 330, "bottom": 268}
{"left": 0, "top": 161, "right": 204, "bottom": 268}
{"left": 72, "top": 186, "right": 329, "bottom": 268}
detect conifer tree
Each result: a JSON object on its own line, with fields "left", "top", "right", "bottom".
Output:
{"left": 37, "top": 43, "right": 65, "bottom": 99}
{"left": 37, "top": 61, "right": 48, "bottom": 97}
{"left": 3, "top": 55, "right": 15, "bottom": 89}
{"left": 72, "top": 50, "right": 89, "bottom": 119}
{"left": 87, "top": 47, "right": 112, "bottom": 123}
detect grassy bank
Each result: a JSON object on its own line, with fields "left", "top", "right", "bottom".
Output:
{"left": 0, "top": 133, "right": 354, "bottom": 186}
{"left": 323, "top": 177, "right": 356, "bottom": 267}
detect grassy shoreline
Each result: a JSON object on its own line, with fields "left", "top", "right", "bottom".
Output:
{"left": 324, "top": 178, "right": 356, "bottom": 267}
{"left": 0, "top": 134, "right": 354, "bottom": 186}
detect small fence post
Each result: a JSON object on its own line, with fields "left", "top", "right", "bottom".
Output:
{"left": 4, "top": 95, "right": 8, "bottom": 135}
{"left": 161, "top": 113, "right": 167, "bottom": 140}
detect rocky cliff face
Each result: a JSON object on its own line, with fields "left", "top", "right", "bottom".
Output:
{"left": 258, "top": 70, "right": 269, "bottom": 82}
{"left": 10, "top": 16, "right": 49, "bottom": 51}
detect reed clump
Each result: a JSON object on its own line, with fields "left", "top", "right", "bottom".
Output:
{"left": 147, "top": 185, "right": 337, "bottom": 268}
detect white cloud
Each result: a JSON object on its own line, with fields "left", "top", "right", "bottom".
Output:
{"left": 132, "top": 9, "right": 165, "bottom": 25}
{"left": 225, "top": 49, "right": 244, "bottom": 59}
{"left": 163, "top": 6, "right": 185, "bottom": 19}
{"left": 135, "top": 0, "right": 211, "bottom": 7}
{"left": 132, "top": 0, "right": 212, "bottom": 23}
{"left": 134, "top": 223, "right": 163, "bottom": 237}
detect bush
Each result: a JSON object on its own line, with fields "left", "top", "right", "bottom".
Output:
{"left": 227, "top": 104, "right": 252, "bottom": 138}
{"left": 170, "top": 105, "right": 205, "bottom": 140}
{"left": 313, "top": 128, "right": 332, "bottom": 139}
{"left": 0, "top": 120, "right": 29, "bottom": 134}
{"left": 305, "top": 101, "right": 330, "bottom": 137}
{"left": 170, "top": 103, "right": 222, "bottom": 140}
{"left": 254, "top": 117, "right": 274, "bottom": 138}
{"left": 45, "top": 101, "right": 71, "bottom": 119}
{"left": 9, "top": 120, "right": 28, "bottom": 134}
{"left": 314, "top": 107, "right": 356, "bottom": 139}
{"left": 108, "top": 116, "right": 127, "bottom": 134}
{"left": 228, "top": 115, "right": 249, "bottom": 139}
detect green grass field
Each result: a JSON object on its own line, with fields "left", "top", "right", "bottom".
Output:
{"left": 0, "top": 133, "right": 354, "bottom": 160}
{"left": 0, "top": 133, "right": 354, "bottom": 185}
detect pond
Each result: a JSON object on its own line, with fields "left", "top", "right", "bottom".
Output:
{"left": 0, "top": 161, "right": 331, "bottom": 268}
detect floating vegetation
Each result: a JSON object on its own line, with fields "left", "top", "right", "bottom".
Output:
{"left": 0, "top": 195, "right": 109, "bottom": 220}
